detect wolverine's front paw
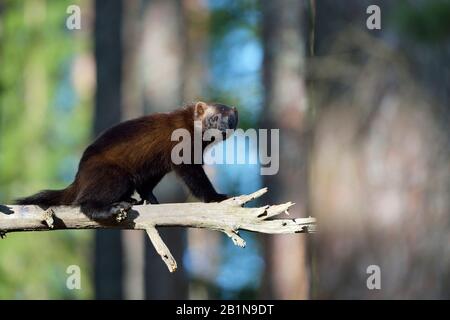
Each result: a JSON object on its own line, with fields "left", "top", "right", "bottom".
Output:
{"left": 110, "top": 201, "right": 132, "bottom": 222}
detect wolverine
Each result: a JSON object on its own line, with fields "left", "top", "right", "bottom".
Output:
{"left": 16, "top": 101, "right": 238, "bottom": 220}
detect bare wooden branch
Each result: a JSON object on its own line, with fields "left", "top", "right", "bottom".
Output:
{"left": 145, "top": 226, "right": 177, "bottom": 272}
{"left": 0, "top": 188, "right": 316, "bottom": 271}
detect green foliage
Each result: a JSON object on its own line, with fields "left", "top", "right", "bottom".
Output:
{"left": 391, "top": 0, "right": 450, "bottom": 43}
{"left": 0, "top": 231, "right": 92, "bottom": 299}
{"left": 0, "top": 0, "right": 93, "bottom": 298}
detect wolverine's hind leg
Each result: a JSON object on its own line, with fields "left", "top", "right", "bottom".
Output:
{"left": 75, "top": 165, "right": 135, "bottom": 221}
{"left": 79, "top": 201, "right": 132, "bottom": 222}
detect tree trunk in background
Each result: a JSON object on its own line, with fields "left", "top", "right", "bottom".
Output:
{"left": 309, "top": 0, "right": 450, "bottom": 299}
{"left": 180, "top": 0, "right": 221, "bottom": 299}
{"left": 309, "top": 37, "right": 450, "bottom": 299}
{"left": 180, "top": 0, "right": 208, "bottom": 102}
{"left": 261, "top": 0, "right": 310, "bottom": 299}
{"left": 138, "top": 0, "right": 188, "bottom": 299}
{"left": 94, "top": 0, "right": 124, "bottom": 300}
{"left": 119, "top": 0, "right": 192, "bottom": 299}
{"left": 120, "top": 0, "right": 146, "bottom": 301}
{"left": 122, "top": 0, "right": 145, "bottom": 120}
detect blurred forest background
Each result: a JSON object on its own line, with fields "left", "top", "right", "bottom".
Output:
{"left": 0, "top": 0, "right": 449, "bottom": 299}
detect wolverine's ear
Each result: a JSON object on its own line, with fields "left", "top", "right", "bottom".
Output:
{"left": 194, "top": 101, "right": 207, "bottom": 117}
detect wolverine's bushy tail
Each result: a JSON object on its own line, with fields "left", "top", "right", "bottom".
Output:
{"left": 15, "top": 186, "right": 74, "bottom": 207}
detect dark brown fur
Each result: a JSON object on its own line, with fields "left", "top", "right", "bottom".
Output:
{"left": 15, "top": 102, "right": 238, "bottom": 219}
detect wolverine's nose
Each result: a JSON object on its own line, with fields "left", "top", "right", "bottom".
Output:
{"left": 228, "top": 107, "right": 238, "bottom": 129}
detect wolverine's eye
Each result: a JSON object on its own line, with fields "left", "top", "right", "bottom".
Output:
{"left": 213, "top": 115, "right": 219, "bottom": 122}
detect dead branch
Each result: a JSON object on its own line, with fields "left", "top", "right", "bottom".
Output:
{"left": 0, "top": 188, "right": 316, "bottom": 272}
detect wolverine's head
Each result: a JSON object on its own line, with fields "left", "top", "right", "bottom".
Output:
{"left": 193, "top": 101, "right": 238, "bottom": 135}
